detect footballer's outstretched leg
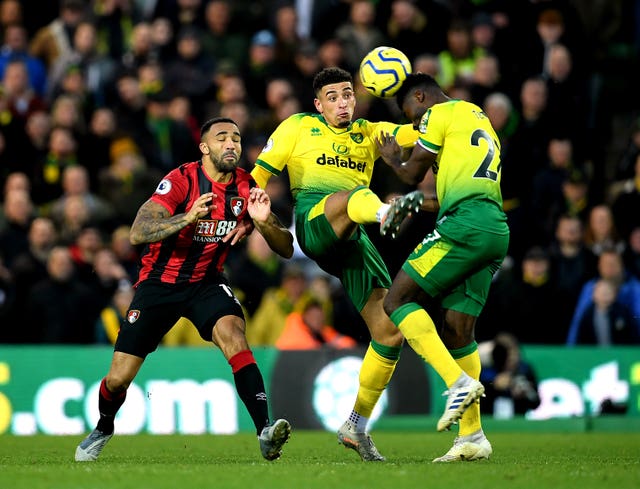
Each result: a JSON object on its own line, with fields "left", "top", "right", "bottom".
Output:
{"left": 380, "top": 190, "right": 424, "bottom": 238}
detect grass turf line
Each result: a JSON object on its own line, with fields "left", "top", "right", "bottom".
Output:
{"left": 0, "top": 432, "right": 638, "bottom": 489}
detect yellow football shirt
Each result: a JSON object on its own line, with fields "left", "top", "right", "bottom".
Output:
{"left": 416, "top": 100, "right": 505, "bottom": 218}
{"left": 252, "top": 113, "right": 418, "bottom": 202}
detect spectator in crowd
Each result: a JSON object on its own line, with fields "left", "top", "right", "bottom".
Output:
{"left": 386, "top": 0, "right": 446, "bottom": 61}
{"left": 152, "top": 0, "right": 206, "bottom": 36}
{"left": 0, "top": 171, "right": 31, "bottom": 226}
{"left": 26, "top": 245, "right": 97, "bottom": 343}
{"left": 108, "top": 224, "right": 138, "bottom": 283}
{"left": 163, "top": 26, "right": 215, "bottom": 105}
{"left": 276, "top": 298, "right": 357, "bottom": 350}
{"left": 78, "top": 107, "right": 117, "bottom": 187}
{"left": 543, "top": 43, "right": 589, "bottom": 155}
{"left": 479, "top": 332, "right": 540, "bottom": 418}
{"left": 8, "top": 216, "right": 57, "bottom": 341}
{"left": 548, "top": 214, "right": 598, "bottom": 329}
{"left": 507, "top": 75, "right": 552, "bottom": 204}
{"left": 83, "top": 245, "right": 130, "bottom": 316}
{"left": 247, "top": 261, "right": 317, "bottom": 346}
{"left": 251, "top": 77, "right": 296, "bottom": 136}
{"left": 200, "top": 0, "right": 248, "bottom": 72}
{"left": 289, "top": 41, "right": 322, "bottom": 112}
{"left": 148, "top": 16, "right": 175, "bottom": 63}
{"left": 93, "top": 0, "right": 143, "bottom": 61}
{"left": 240, "top": 29, "right": 282, "bottom": 110}
{"left": 0, "top": 24, "right": 47, "bottom": 96}
{"left": 567, "top": 247, "right": 640, "bottom": 345}
{"left": 29, "top": 0, "right": 86, "bottom": 70}
{"left": 45, "top": 165, "right": 115, "bottom": 231}
{"left": 530, "top": 136, "right": 580, "bottom": 244}
{"left": 317, "top": 38, "right": 348, "bottom": 72}
{"left": 31, "top": 126, "right": 79, "bottom": 206}
{"left": 480, "top": 246, "right": 564, "bottom": 344}
{"left": 0, "top": 188, "right": 35, "bottom": 266}
{"left": 0, "top": 0, "right": 22, "bottom": 38}
{"left": 567, "top": 278, "right": 640, "bottom": 345}
{"left": 468, "top": 54, "right": 503, "bottom": 107}
{"left": 437, "top": 19, "right": 484, "bottom": 92}
{"left": 19, "top": 110, "right": 51, "bottom": 177}
{"left": 119, "top": 21, "right": 155, "bottom": 72}
{"left": 271, "top": 4, "right": 301, "bottom": 69}
{"left": 2, "top": 59, "right": 47, "bottom": 126}
{"left": 98, "top": 138, "right": 163, "bottom": 225}
{"left": 335, "top": 0, "right": 387, "bottom": 73}
{"left": 584, "top": 204, "right": 625, "bottom": 256}
{"left": 48, "top": 20, "right": 117, "bottom": 107}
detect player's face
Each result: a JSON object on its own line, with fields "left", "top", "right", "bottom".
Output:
{"left": 314, "top": 82, "right": 355, "bottom": 128}
{"left": 201, "top": 122, "right": 242, "bottom": 172}
{"left": 402, "top": 97, "right": 430, "bottom": 131}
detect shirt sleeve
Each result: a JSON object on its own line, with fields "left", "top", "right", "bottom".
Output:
{"left": 253, "top": 115, "right": 301, "bottom": 177}
{"left": 149, "top": 168, "right": 189, "bottom": 215}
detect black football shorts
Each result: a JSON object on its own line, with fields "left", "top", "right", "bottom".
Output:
{"left": 115, "top": 278, "right": 244, "bottom": 358}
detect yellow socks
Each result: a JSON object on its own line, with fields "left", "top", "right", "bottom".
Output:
{"left": 346, "top": 186, "right": 388, "bottom": 224}
{"left": 352, "top": 341, "right": 400, "bottom": 420}
{"left": 389, "top": 303, "right": 462, "bottom": 387}
{"left": 451, "top": 343, "right": 482, "bottom": 436}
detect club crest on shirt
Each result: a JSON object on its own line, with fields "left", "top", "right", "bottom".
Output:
{"left": 350, "top": 133, "right": 363, "bottom": 143}
{"left": 127, "top": 310, "right": 140, "bottom": 324}
{"left": 230, "top": 197, "right": 245, "bottom": 217}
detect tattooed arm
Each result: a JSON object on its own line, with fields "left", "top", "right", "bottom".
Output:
{"left": 129, "top": 192, "right": 215, "bottom": 245}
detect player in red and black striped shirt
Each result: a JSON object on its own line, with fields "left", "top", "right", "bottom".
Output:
{"left": 75, "top": 118, "right": 292, "bottom": 462}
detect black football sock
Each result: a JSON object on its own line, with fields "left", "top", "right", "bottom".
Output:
{"left": 229, "top": 350, "right": 270, "bottom": 435}
{"left": 96, "top": 377, "right": 127, "bottom": 434}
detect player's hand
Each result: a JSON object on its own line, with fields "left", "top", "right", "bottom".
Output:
{"left": 186, "top": 192, "right": 216, "bottom": 223}
{"left": 247, "top": 187, "right": 271, "bottom": 223}
{"left": 223, "top": 218, "right": 254, "bottom": 245}
{"left": 375, "top": 131, "right": 402, "bottom": 166}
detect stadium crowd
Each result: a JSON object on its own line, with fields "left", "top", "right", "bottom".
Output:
{"left": 0, "top": 0, "right": 639, "bottom": 347}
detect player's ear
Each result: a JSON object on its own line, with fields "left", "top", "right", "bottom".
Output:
{"left": 199, "top": 142, "right": 209, "bottom": 154}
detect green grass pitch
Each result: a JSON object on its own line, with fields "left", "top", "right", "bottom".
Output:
{"left": 0, "top": 431, "right": 638, "bottom": 489}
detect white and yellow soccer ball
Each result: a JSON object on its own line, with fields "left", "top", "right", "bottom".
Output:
{"left": 359, "top": 46, "right": 412, "bottom": 98}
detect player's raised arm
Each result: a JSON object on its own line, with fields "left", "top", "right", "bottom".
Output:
{"left": 376, "top": 132, "right": 436, "bottom": 185}
{"left": 247, "top": 187, "right": 293, "bottom": 258}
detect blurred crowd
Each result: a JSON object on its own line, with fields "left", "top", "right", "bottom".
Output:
{"left": 0, "top": 0, "right": 639, "bottom": 348}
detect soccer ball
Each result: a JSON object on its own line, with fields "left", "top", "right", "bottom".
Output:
{"left": 359, "top": 46, "right": 412, "bottom": 98}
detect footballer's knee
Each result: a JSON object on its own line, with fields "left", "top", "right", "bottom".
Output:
{"left": 105, "top": 373, "right": 133, "bottom": 393}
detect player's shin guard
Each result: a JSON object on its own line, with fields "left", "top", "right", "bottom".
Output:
{"left": 451, "top": 343, "right": 482, "bottom": 436}
{"left": 347, "top": 186, "right": 386, "bottom": 224}
{"left": 390, "top": 303, "right": 462, "bottom": 387}
{"left": 353, "top": 342, "right": 400, "bottom": 421}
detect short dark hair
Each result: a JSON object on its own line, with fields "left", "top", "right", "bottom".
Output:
{"left": 200, "top": 117, "right": 237, "bottom": 139}
{"left": 312, "top": 67, "right": 352, "bottom": 96}
{"left": 394, "top": 73, "right": 441, "bottom": 109}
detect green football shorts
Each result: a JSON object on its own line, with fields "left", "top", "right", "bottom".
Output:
{"left": 402, "top": 203, "right": 509, "bottom": 317}
{"left": 295, "top": 194, "right": 391, "bottom": 311}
